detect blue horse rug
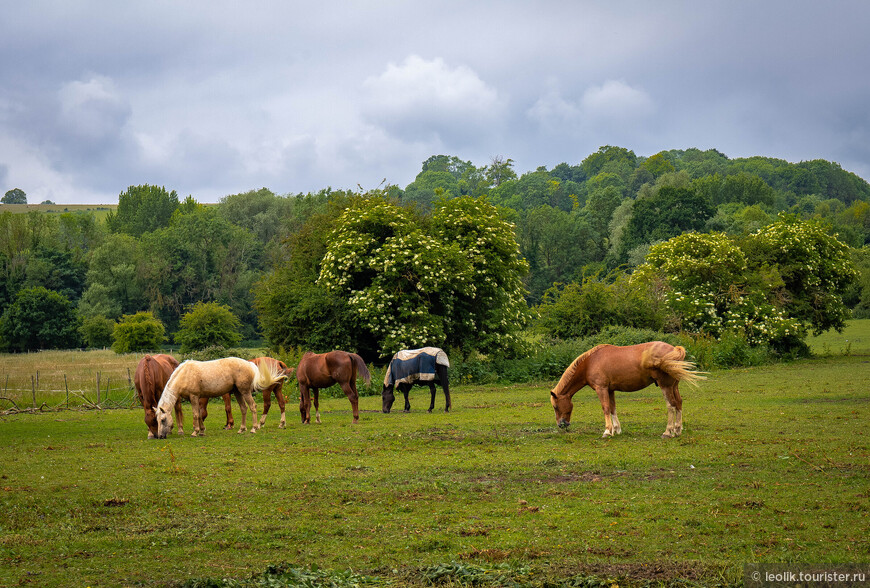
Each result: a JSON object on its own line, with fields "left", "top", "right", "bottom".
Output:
{"left": 383, "top": 347, "right": 450, "bottom": 387}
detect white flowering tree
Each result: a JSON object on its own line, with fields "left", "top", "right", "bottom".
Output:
{"left": 634, "top": 215, "right": 857, "bottom": 349}
{"left": 743, "top": 214, "right": 857, "bottom": 336}
{"left": 317, "top": 195, "right": 529, "bottom": 357}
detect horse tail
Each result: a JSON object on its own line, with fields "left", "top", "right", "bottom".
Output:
{"left": 351, "top": 353, "right": 371, "bottom": 385}
{"left": 652, "top": 345, "right": 706, "bottom": 387}
{"left": 253, "top": 357, "right": 284, "bottom": 391}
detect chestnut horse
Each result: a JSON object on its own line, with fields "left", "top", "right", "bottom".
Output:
{"left": 296, "top": 351, "right": 371, "bottom": 424}
{"left": 134, "top": 354, "right": 183, "bottom": 439}
{"left": 549, "top": 341, "right": 705, "bottom": 438}
{"left": 155, "top": 357, "right": 286, "bottom": 438}
{"left": 199, "top": 358, "right": 295, "bottom": 429}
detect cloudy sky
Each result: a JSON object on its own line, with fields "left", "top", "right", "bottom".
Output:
{"left": 2, "top": 1, "right": 869, "bottom": 204}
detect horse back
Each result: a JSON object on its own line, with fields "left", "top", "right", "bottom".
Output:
{"left": 585, "top": 343, "right": 661, "bottom": 392}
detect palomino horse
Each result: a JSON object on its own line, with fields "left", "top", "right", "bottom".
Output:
{"left": 134, "top": 354, "right": 183, "bottom": 439}
{"left": 549, "top": 341, "right": 705, "bottom": 438}
{"left": 199, "top": 358, "right": 295, "bottom": 429}
{"left": 382, "top": 347, "right": 451, "bottom": 413}
{"left": 296, "top": 351, "right": 371, "bottom": 424}
{"left": 155, "top": 357, "right": 286, "bottom": 438}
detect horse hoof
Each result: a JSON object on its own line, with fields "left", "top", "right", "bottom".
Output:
{"left": 662, "top": 432, "right": 674, "bottom": 439}
{"left": 427, "top": 409, "right": 433, "bottom": 413}
{"left": 602, "top": 431, "right": 613, "bottom": 438}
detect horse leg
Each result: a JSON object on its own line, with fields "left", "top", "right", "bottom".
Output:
{"left": 259, "top": 388, "right": 272, "bottom": 428}
{"left": 401, "top": 384, "right": 411, "bottom": 413}
{"left": 671, "top": 384, "right": 683, "bottom": 436}
{"left": 243, "top": 390, "right": 259, "bottom": 433}
{"left": 661, "top": 385, "right": 681, "bottom": 438}
{"left": 595, "top": 387, "right": 614, "bottom": 438}
{"left": 173, "top": 400, "right": 185, "bottom": 436}
{"left": 608, "top": 390, "right": 621, "bottom": 435}
{"left": 428, "top": 383, "right": 436, "bottom": 413}
{"left": 234, "top": 390, "right": 248, "bottom": 433}
{"left": 313, "top": 389, "right": 321, "bottom": 424}
{"left": 223, "top": 393, "right": 234, "bottom": 429}
{"left": 198, "top": 396, "right": 209, "bottom": 430}
{"left": 340, "top": 382, "right": 359, "bottom": 423}
{"left": 299, "top": 384, "right": 310, "bottom": 424}
{"left": 190, "top": 394, "right": 203, "bottom": 436}
{"left": 275, "top": 387, "right": 287, "bottom": 429}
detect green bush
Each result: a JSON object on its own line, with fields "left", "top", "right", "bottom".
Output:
{"left": 80, "top": 315, "right": 115, "bottom": 349}
{"left": 112, "top": 311, "right": 166, "bottom": 353}
{"left": 175, "top": 302, "right": 243, "bottom": 353}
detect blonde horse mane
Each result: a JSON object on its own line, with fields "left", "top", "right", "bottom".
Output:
{"left": 552, "top": 344, "right": 610, "bottom": 396}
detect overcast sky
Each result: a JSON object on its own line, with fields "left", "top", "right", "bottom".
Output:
{"left": 2, "top": 1, "right": 869, "bottom": 204}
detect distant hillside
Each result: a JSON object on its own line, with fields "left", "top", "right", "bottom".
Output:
{"left": 0, "top": 203, "right": 117, "bottom": 221}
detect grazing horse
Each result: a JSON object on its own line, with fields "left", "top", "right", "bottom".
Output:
{"left": 549, "top": 341, "right": 705, "bottom": 438}
{"left": 155, "top": 357, "right": 286, "bottom": 438}
{"left": 382, "top": 347, "right": 451, "bottom": 413}
{"left": 134, "top": 354, "right": 183, "bottom": 439}
{"left": 296, "top": 351, "right": 371, "bottom": 424}
{"left": 198, "top": 358, "right": 295, "bottom": 429}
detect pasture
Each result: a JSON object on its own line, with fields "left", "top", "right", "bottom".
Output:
{"left": 0, "top": 345, "right": 868, "bottom": 587}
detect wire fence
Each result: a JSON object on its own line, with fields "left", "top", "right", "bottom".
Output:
{"left": 0, "top": 368, "right": 140, "bottom": 415}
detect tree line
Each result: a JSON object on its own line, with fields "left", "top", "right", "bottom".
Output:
{"left": 0, "top": 146, "right": 867, "bottom": 360}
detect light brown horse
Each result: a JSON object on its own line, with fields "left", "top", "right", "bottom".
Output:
{"left": 155, "top": 357, "right": 286, "bottom": 438}
{"left": 549, "top": 342, "right": 705, "bottom": 438}
{"left": 134, "top": 354, "right": 183, "bottom": 439}
{"left": 296, "top": 351, "right": 371, "bottom": 424}
{"left": 199, "top": 358, "right": 295, "bottom": 429}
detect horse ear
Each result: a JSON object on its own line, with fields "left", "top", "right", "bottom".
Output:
{"left": 550, "top": 391, "right": 558, "bottom": 399}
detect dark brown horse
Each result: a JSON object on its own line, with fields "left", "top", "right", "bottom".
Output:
{"left": 198, "top": 358, "right": 295, "bottom": 429}
{"left": 296, "top": 351, "right": 371, "bottom": 424}
{"left": 549, "top": 341, "right": 705, "bottom": 438}
{"left": 134, "top": 354, "right": 182, "bottom": 439}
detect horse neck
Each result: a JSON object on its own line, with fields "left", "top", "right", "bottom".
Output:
{"left": 157, "top": 384, "right": 178, "bottom": 410}
{"left": 553, "top": 356, "right": 588, "bottom": 398}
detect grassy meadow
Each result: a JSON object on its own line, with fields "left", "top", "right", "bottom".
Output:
{"left": 0, "top": 327, "right": 868, "bottom": 587}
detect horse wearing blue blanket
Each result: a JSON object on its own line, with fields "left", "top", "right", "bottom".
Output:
{"left": 382, "top": 347, "right": 451, "bottom": 413}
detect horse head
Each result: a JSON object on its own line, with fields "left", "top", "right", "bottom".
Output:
{"left": 155, "top": 404, "right": 174, "bottom": 439}
{"left": 550, "top": 391, "right": 573, "bottom": 430}
{"left": 381, "top": 385, "right": 396, "bottom": 413}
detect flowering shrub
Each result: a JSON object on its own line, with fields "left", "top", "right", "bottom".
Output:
{"left": 633, "top": 216, "right": 856, "bottom": 349}
{"left": 318, "top": 195, "right": 530, "bottom": 357}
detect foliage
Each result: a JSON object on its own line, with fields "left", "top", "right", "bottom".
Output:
{"left": 105, "top": 184, "right": 181, "bottom": 237}
{"left": 174, "top": 301, "right": 243, "bottom": 352}
{"left": 316, "top": 194, "right": 530, "bottom": 358}
{"left": 2, "top": 188, "right": 27, "bottom": 204}
{"left": 111, "top": 311, "right": 166, "bottom": 353}
{"left": 619, "top": 186, "right": 716, "bottom": 261}
{"left": 634, "top": 218, "right": 857, "bottom": 350}
{"left": 0, "top": 286, "right": 81, "bottom": 351}
{"left": 536, "top": 271, "right": 665, "bottom": 339}
{"left": 79, "top": 315, "right": 115, "bottom": 349}
{"left": 138, "top": 205, "right": 262, "bottom": 334}
{"left": 742, "top": 214, "right": 857, "bottom": 335}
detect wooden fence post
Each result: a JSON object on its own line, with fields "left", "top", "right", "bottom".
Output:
{"left": 31, "top": 375, "right": 36, "bottom": 409}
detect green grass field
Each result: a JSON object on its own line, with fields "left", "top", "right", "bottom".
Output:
{"left": 0, "top": 347, "right": 868, "bottom": 587}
